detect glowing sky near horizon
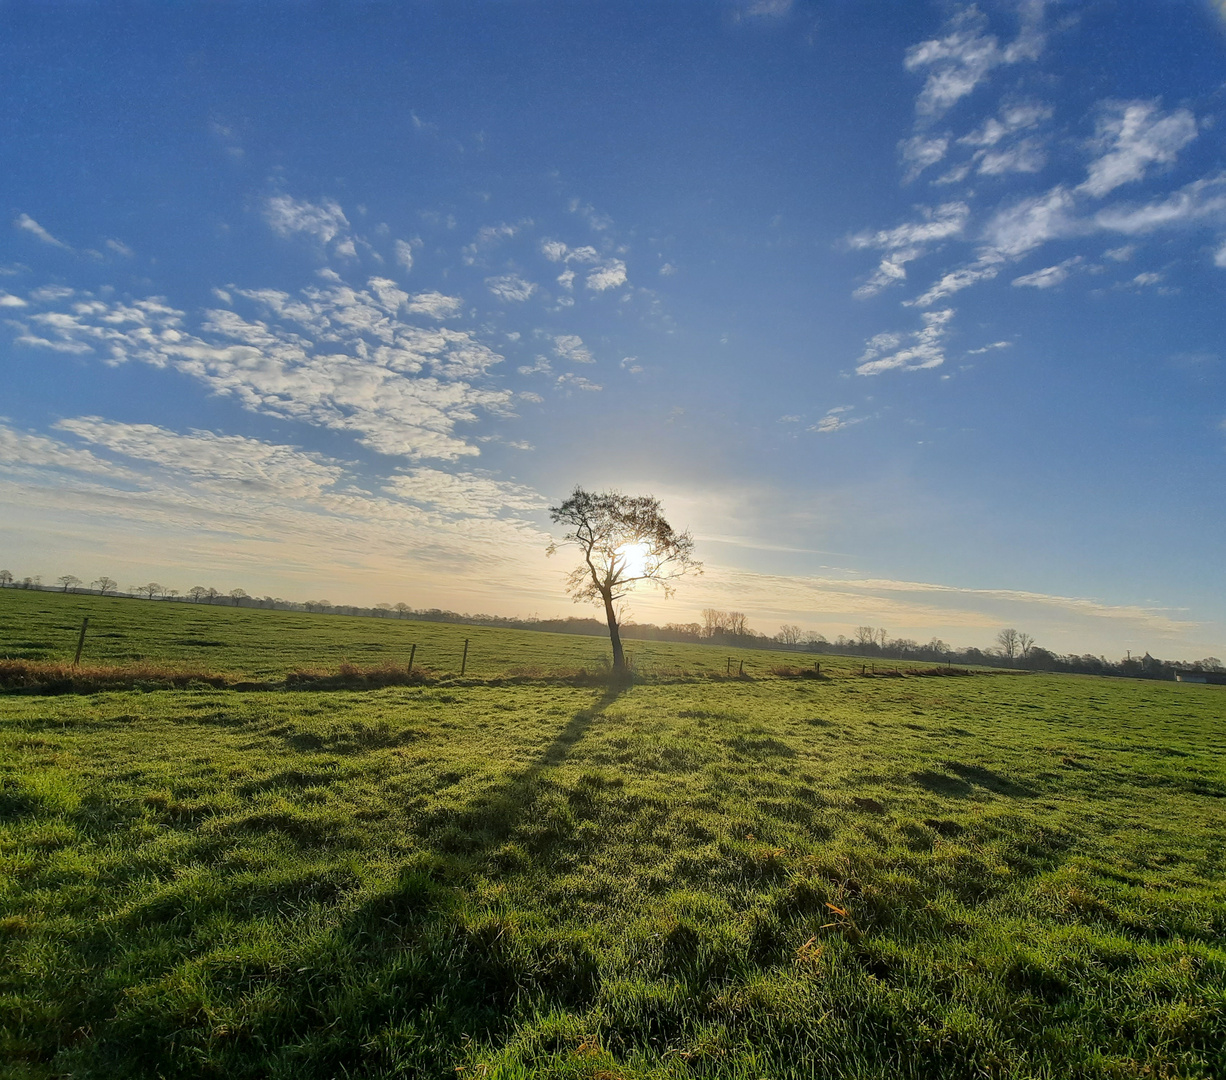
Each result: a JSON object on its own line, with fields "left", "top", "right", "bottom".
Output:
{"left": 1, "top": 0, "right": 1224, "bottom": 658}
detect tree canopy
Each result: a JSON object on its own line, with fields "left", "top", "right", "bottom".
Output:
{"left": 548, "top": 487, "right": 700, "bottom": 675}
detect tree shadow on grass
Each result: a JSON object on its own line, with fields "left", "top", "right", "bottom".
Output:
{"left": 914, "top": 763, "right": 1036, "bottom": 798}
{"left": 413, "top": 682, "right": 627, "bottom": 860}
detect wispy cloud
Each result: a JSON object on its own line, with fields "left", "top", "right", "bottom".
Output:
{"left": 394, "top": 239, "right": 414, "bottom": 272}
{"left": 855, "top": 308, "right": 954, "bottom": 376}
{"left": 1012, "top": 255, "right": 1082, "bottom": 288}
{"left": 849, "top": 202, "right": 969, "bottom": 297}
{"left": 904, "top": 3, "right": 1045, "bottom": 120}
{"left": 16, "top": 276, "right": 512, "bottom": 461}
{"left": 552, "top": 333, "right": 594, "bottom": 364}
{"left": 264, "top": 195, "right": 351, "bottom": 248}
{"left": 14, "top": 214, "right": 69, "bottom": 249}
{"left": 485, "top": 274, "right": 537, "bottom": 302}
{"left": 1079, "top": 100, "right": 1199, "bottom": 199}
{"left": 809, "top": 406, "right": 864, "bottom": 433}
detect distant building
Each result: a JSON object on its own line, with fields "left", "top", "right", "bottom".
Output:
{"left": 1174, "top": 670, "right": 1226, "bottom": 685}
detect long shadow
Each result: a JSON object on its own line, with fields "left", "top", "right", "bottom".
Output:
{"left": 413, "top": 682, "right": 628, "bottom": 859}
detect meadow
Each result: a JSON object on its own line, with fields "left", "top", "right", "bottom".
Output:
{"left": 1, "top": 590, "right": 1223, "bottom": 1079}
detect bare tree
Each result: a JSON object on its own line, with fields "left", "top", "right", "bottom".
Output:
{"left": 0, "top": 570, "right": 11, "bottom": 587}
{"left": 877, "top": 627, "right": 888, "bottom": 649}
{"left": 856, "top": 626, "right": 877, "bottom": 648}
{"left": 701, "top": 608, "right": 727, "bottom": 638}
{"left": 188, "top": 586, "right": 208, "bottom": 603}
{"left": 778, "top": 623, "right": 802, "bottom": 646}
{"left": 137, "top": 582, "right": 163, "bottom": 600}
{"left": 57, "top": 575, "right": 82, "bottom": 593}
{"left": 229, "top": 588, "right": 248, "bottom": 606}
{"left": 394, "top": 602, "right": 411, "bottom": 618}
{"left": 205, "top": 587, "right": 220, "bottom": 604}
{"left": 548, "top": 487, "right": 699, "bottom": 676}
{"left": 92, "top": 576, "right": 117, "bottom": 596}
{"left": 1017, "top": 632, "right": 1034, "bottom": 660}
{"left": 726, "top": 611, "right": 748, "bottom": 636}
{"left": 996, "top": 628, "right": 1020, "bottom": 661}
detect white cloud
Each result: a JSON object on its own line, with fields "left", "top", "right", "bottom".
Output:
{"left": 486, "top": 274, "right": 537, "bottom": 302}
{"left": 1079, "top": 101, "right": 1199, "bottom": 199}
{"left": 1215, "top": 242, "right": 1226, "bottom": 269}
{"left": 0, "top": 421, "right": 135, "bottom": 477}
{"left": 659, "top": 262, "right": 677, "bottom": 276}
{"left": 264, "top": 195, "right": 350, "bottom": 246}
{"left": 959, "top": 100, "right": 1052, "bottom": 147}
{"left": 1105, "top": 244, "right": 1135, "bottom": 262}
{"left": 556, "top": 268, "right": 575, "bottom": 291}
{"left": 904, "top": 4, "right": 1044, "bottom": 119}
{"left": 900, "top": 135, "right": 950, "bottom": 182}
{"left": 394, "top": 239, "right": 415, "bottom": 272}
{"left": 1094, "top": 173, "right": 1226, "bottom": 235}
{"left": 556, "top": 372, "right": 602, "bottom": 392}
{"left": 15, "top": 281, "right": 512, "bottom": 462}
{"left": 55, "top": 417, "right": 344, "bottom": 499}
{"left": 981, "top": 186, "right": 1077, "bottom": 258}
{"left": 966, "top": 340, "right": 1011, "bottom": 355}
{"left": 849, "top": 202, "right": 969, "bottom": 297}
{"left": 977, "top": 137, "right": 1046, "bottom": 176}
{"left": 0, "top": 293, "right": 27, "bottom": 308}
{"left": 586, "top": 260, "right": 627, "bottom": 292}
{"left": 406, "top": 291, "right": 464, "bottom": 319}
{"left": 105, "top": 238, "right": 135, "bottom": 258}
{"left": 1012, "top": 255, "right": 1082, "bottom": 289}
{"left": 384, "top": 467, "right": 545, "bottom": 517}
{"left": 462, "top": 223, "right": 521, "bottom": 265}
{"left": 809, "top": 406, "right": 864, "bottom": 434}
{"left": 855, "top": 308, "right": 954, "bottom": 376}
{"left": 553, "top": 333, "right": 594, "bottom": 364}
{"left": 14, "top": 214, "right": 69, "bottom": 249}
{"left": 907, "top": 254, "right": 1003, "bottom": 307}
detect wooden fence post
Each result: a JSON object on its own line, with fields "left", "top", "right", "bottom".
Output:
{"left": 408, "top": 643, "right": 416, "bottom": 674}
{"left": 461, "top": 638, "right": 469, "bottom": 676}
{"left": 73, "top": 617, "right": 89, "bottom": 666}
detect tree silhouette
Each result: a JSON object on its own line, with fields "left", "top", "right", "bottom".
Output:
{"left": 0, "top": 570, "right": 11, "bottom": 587}
{"left": 996, "top": 627, "right": 1020, "bottom": 661}
{"left": 548, "top": 487, "right": 699, "bottom": 676}
{"left": 92, "top": 576, "right": 117, "bottom": 596}
{"left": 57, "top": 575, "right": 82, "bottom": 593}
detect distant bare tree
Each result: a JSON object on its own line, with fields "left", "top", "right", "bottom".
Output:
{"left": 205, "top": 588, "right": 220, "bottom": 604}
{"left": 856, "top": 626, "right": 876, "bottom": 648}
{"left": 996, "top": 628, "right": 1020, "bottom": 660}
{"left": 375, "top": 603, "right": 393, "bottom": 617}
{"left": 0, "top": 570, "right": 11, "bottom": 587}
{"left": 726, "top": 611, "right": 748, "bottom": 636}
{"left": 803, "top": 631, "right": 827, "bottom": 646}
{"left": 164, "top": 588, "right": 180, "bottom": 600}
{"left": 57, "top": 575, "right": 82, "bottom": 593}
{"left": 229, "top": 588, "right": 248, "bottom": 606}
{"left": 394, "top": 602, "right": 411, "bottom": 618}
{"left": 92, "top": 576, "right": 117, "bottom": 596}
{"left": 778, "top": 624, "right": 802, "bottom": 645}
{"left": 188, "top": 586, "right": 208, "bottom": 603}
{"left": 877, "top": 627, "right": 888, "bottom": 649}
{"left": 1017, "top": 632, "right": 1034, "bottom": 660}
{"left": 137, "top": 582, "right": 163, "bottom": 600}
{"left": 701, "top": 608, "right": 727, "bottom": 638}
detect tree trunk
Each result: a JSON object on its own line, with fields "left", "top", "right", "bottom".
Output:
{"left": 602, "top": 592, "right": 626, "bottom": 675}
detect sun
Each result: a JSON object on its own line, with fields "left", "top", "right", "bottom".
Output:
{"left": 616, "top": 541, "right": 652, "bottom": 579}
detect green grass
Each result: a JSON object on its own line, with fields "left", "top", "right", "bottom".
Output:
{"left": 0, "top": 589, "right": 916, "bottom": 682}
{"left": 1, "top": 592, "right": 1224, "bottom": 1078}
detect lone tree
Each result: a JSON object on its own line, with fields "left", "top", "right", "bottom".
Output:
{"left": 548, "top": 487, "right": 700, "bottom": 676}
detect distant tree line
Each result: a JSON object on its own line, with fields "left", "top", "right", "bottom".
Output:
{"left": 2, "top": 570, "right": 1221, "bottom": 681}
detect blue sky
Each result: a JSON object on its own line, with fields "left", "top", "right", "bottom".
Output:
{"left": 2, "top": 0, "right": 1224, "bottom": 657}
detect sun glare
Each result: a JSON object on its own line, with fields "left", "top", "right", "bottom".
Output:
{"left": 616, "top": 541, "right": 652, "bottom": 579}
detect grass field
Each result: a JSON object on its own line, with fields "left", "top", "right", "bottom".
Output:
{"left": 1, "top": 590, "right": 1223, "bottom": 1078}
